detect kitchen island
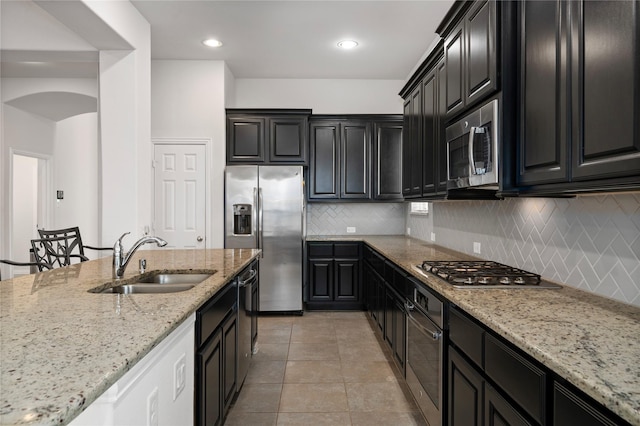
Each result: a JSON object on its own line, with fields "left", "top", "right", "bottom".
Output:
{"left": 0, "top": 248, "right": 259, "bottom": 426}
{"left": 309, "top": 235, "right": 640, "bottom": 426}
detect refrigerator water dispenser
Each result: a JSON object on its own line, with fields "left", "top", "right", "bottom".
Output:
{"left": 233, "top": 204, "right": 252, "bottom": 235}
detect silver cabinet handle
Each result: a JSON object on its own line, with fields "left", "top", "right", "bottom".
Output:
{"left": 197, "top": 236, "right": 203, "bottom": 242}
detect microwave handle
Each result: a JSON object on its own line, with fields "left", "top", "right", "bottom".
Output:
{"left": 468, "top": 127, "right": 477, "bottom": 175}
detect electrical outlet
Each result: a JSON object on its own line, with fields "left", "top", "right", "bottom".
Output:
{"left": 174, "top": 353, "right": 186, "bottom": 401}
{"left": 406, "top": 227, "right": 411, "bottom": 235}
{"left": 346, "top": 227, "right": 356, "bottom": 233}
{"left": 473, "top": 242, "right": 481, "bottom": 254}
{"left": 147, "top": 387, "right": 159, "bottom": 426}
{"left": 430, "top": 232, "right": 436, "bottom": 242}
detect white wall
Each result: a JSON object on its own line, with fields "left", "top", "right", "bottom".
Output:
{"left": 12, "top": 155, "right": 38, "bottom": 266}
{"left": 233, "top": 78, "right": 405, "bottom": 114}
{"left": 54, "top": 113, "right": 99, "bottom": 246}
{"left": 87, "top": 1, "right": 151, "bottom": 246}
{"left": 151, "top": 60, "right": 228, "bottom": 248}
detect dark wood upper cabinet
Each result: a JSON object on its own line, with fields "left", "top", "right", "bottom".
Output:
{"left": 341, "top": 121, "right": 370, "bottom": 199}
{"left": 373, "top": 120, "right": 403, "bottom": 200}
{"left": 517, "top": 0, "right": 640, "bottom": 193}
{"left": 445, "top": 21, "right": 465, "bottom": 116}
{"left": 422, "top": 70, "right": 437, "bottom": 195}
{"left": 309, "top": 121, "right": 340, "bottom": 200}
{"left": 269, "top": 117, "right": 308, "bottom": 163}
{"left": 308, "top": 116, "right": 401, "bottom": 201}
{"left": 443, "top": 0, "right": 498, "bottom": 118}
{"left": 570, "top": 0, "right": 640, "bottom": 182}
{"left": 227, "top": 117, "right": 266, "bottom": 163}
{"left": 517, "top": 0, "right": 569, "bottom": 186}
{"left": 465, "top": 0, "right": 498, "bottom": 106}
{"left": 402, "top": 85, "right": 423, "bottom": 198}
{"left": 226, "top": 109, "right": 310, "bottom": 165}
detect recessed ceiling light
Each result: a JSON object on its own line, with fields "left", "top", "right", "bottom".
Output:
{"left": 337, "top": 40, "right": 358, "bottom": 49}
{"left": 202, "top": 39, "right": 223, "bottom": 48}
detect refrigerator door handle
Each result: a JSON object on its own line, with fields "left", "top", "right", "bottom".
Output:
{"left": 253, "top": 187, "right": 259, "bottom": 250}
{"left": 258, "top": 187, "right": 264, "bottom": 258}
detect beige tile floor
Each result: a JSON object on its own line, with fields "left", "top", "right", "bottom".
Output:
{"left": 225, "top": 311, "right": 427, "bottom": 426}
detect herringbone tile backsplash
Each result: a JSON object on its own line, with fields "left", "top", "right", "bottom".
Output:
{"left": 407, "top": 193, "right": 640, "bottom": 307}
{"left": 307, "top": 203, "right": 405, "bottom": 236}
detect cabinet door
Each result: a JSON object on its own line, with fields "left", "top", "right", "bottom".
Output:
{"left": 465, "top": 0, "right": 498, "bottom": 106}
{"left": 448, "top": 347, "right": 483, "bottom": 426}
{"left": 335, "top": 259, "right": 359, "bottom": 301}
{"left": 196, "top": 330, "right": 222, "bottom": 426}
{"left": 393, "top": 296, "right": 406, "bottom": 373}
{"left": 227, "top": 117, "right": 265, "bottom": 163}
{"left": 341, "top": 122, "right": 371, "bottom": 199}
{"left": 269, "top": 117, "right": 307, "bottom": 164}
{"left": 309, "top": 122, "right": 340, "bottom": 199}
{"left": 222, "top": 313, "right": 237, "bottom": 412}
{"left": 373, "top": 121, "right": 403, "bottom": 200}
{"left": 422, "top": 69, "right": 438, "bottom": 195}
{"left": 518, "top": 0, "right": 570, "bottom": 185}
{"left": 485, "top": 383, "right": 532, "bottom": 426}
{"left": 436, "top": 58, "right": 449, "bottom": 193}
{"left": 445, "top": 21, "right": 465, "bottom": 116}
{"left": 309, "top": 259, "right": 333, "bottom": 301}
{"left": 403, "top": 86, "right": 423, "bottom": 197}
{"left": 570, "top": 0, "right": 640, "bottom": 181}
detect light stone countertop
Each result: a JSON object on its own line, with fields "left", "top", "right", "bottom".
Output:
{"left": 308, "top": 235, "right": 640, "bottom": 426}
{"left": 0, "top": 248, "right": 260, "bottom": 426}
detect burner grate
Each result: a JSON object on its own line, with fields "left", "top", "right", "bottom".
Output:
{"left": 421, "top": 260, "right": 542, "bottom": 287}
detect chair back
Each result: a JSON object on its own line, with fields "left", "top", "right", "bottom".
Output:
{"left": 37, "top": 227, "right": 89, "bottom": 261}
{"left": 30, "top": 237, "right": 72, "bottom": 271}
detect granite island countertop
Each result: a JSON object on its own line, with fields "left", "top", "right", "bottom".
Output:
{"left": 309, "top": 235, "right": 640, "bottom": 425}
{"left": 0, "top": 248, "right": 260, "bottom": 426}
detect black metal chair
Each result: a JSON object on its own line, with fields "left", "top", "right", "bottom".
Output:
{"left": 30, "top": 235, "right": 79, "bottom": 269}
{"left": 37, "top": 226, "right": 112, "bottom": 262}
{"left": 0, "top": 237, "right": 63, "bottom": 274}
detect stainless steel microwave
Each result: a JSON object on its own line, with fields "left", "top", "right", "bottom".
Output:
{"left": 446, "top": 99, "right": 499, "bottom": 190}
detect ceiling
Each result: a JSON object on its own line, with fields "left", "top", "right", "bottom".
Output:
{"left": 130, "top": 0, "right": 454, "bottom": 80}
{"left": 1, "top": 0, "right": 453, "bottom": 81}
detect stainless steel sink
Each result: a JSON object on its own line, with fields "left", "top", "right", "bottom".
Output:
{"left": 90, "top": 272, "right": 214, "bottom": 294}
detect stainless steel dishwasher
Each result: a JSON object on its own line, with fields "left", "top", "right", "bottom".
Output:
{"left": 237, "top": 260, "right": 258, "bottom": 388}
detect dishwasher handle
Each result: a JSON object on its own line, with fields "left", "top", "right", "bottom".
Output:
{"left": 238, "top": 268, "right": 257, "bottom": 287}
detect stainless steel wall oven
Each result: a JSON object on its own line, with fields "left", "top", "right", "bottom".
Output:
{"left": 405, "top": 278, "right": 445, "bottom": 426}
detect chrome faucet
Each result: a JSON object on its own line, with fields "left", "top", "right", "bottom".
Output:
{"left": 112, "top": 232, "right": 168, "bottom": 279}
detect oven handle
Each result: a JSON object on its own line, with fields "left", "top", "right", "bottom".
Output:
{"left": 405, "top": 301, "right": 442, "bottom": 341}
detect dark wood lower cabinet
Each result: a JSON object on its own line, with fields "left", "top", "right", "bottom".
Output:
{"left": 554, "top": 382, "right": 622, "bottom": 426}
{"left": 485, "top": 383, "right": 532, "bottom": 426}
{"left": 195, "top": 282, "right": 238, "bottom": 426}
{"left": 449, "top": 346, "right": 483, "bottom": 426}
{"left": 222, "top": 312, "right": 237, "bottom": 414}
{"left": 197, "top": 329, "right": 222, "bottom": 426}
{"left": 306, "top": 242, "right": 362, "bottom": 310}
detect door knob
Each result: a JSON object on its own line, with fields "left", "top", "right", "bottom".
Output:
{"left": 197, "top": 236, "right": 203, "bottom": 242}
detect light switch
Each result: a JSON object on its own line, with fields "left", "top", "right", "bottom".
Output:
{"left": 56, "top": 190, "right": 64, "bottom": 200}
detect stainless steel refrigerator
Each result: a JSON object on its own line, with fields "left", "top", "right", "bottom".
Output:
{"left": 224, "top": 165, "right": 304, "bottom": 313}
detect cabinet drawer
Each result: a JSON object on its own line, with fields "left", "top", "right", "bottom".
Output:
{"left": 197, "top": 283, "right": 236, "bottom": 348}
{"left": 554, "top": 382, "right": 621, "bottom": 426}
{"left": 334, "top": 242, "right": 360, "bottom": 258}
{"left": 308, "top": 243, "right": 333, "bottom": 258}
{"left": 449, "top": 306, "right": 484, "bottom": 368}
{"left": 485, "top": 334, "right": 546, "bottom": 424}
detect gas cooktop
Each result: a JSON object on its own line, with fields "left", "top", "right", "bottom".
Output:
{"left": 416, "top": 260, "right": 562, "bottom": 289}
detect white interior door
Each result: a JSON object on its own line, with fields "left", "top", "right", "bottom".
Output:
{"left": 153, "top": 144, "right": 206, "bottom": 248}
